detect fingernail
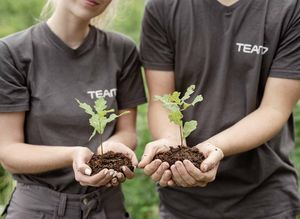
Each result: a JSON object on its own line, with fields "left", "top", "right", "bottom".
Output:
{"left": 103, "top": 169, "right": 108, "bottom": 175}
{"left": 122, "top": 166, "right": 126, "bottom": 172}
{"left": 84, "top": 168, "right": 92, "bottom": 176}
{"left": 113, "top": 171, "right": 117, "bottom": 177}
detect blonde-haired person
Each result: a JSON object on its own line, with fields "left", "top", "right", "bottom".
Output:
{"left": 0, "top": 0, "right": 146, "bottom": 218}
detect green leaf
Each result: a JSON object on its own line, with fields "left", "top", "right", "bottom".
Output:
{"left": 170, "top": 91, "right": 181, "bottom": 105}
{"left": 106, "top": 113, "right": 119, "bottom": 124}
{"left": 192, "top": 95, "right": 203, "bottom": 106}
{"left": 168, "top": 111, "right": 183, "bottom": 126}
{"left": 182, "top": 85, "right": 195, "bottom": 101}
{"left": 183, "top": 120, "right": 197, "bottom": 138}
{"left": 94, "top": 97, "right": 107, "bottom": 113}
{"left": 155, "top": 95, "right": 180, "bottom": 111}
{"left": 89, "top": 128, "right": 97, "bottom": 141}
{"left": 182, "top": 102, "right": 192, "bottom": 110}
{"left": 76, "top": 99, "right": 95, "bottom": 116}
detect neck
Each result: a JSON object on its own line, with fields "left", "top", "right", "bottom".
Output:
{"left": 47, "top": 10, "right": 90, "bottom": 49}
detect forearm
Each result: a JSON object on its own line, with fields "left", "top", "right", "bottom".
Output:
{"left": 207, "top": 106, "right": 291, "bottom": 156}
{"left": 149, "top": 101, "right": 182, "bottom": 144}
{"left": 106, "top": 130, "right": 137, "bottom": 150}
{"left": 0, "top": 143, "right": 79, "bottom": 174}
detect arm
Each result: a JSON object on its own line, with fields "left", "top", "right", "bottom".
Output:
{"left": 0, "top": 112, "right": 80, "bottom": 174}
{"left": 206, "top": 77, "right": 300, "bottom": 157}
{"left": 176, "top": 77, "right": 300, "bottom": 187}
{"left": 103, "top": 108, "right": 138, "bottom": 151}
{"left": 139, "top": 70, "right": 183, "bottom": 186}
{"left": 0, "top": 112, "right": 115, "bottom": 187}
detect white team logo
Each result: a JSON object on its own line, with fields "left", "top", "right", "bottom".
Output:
{"left": 236, "top": 43, "right": 268, "bottom": 55}
{"left": 87, "top": 88, "right": 117, "bottom": 99}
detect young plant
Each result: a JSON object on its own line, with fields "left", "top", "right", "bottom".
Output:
{"left": 76, "top": 97, "right": 129, "bottom": 155}
{"left": 155, "top": 85, "right": 203, "bottom": 146}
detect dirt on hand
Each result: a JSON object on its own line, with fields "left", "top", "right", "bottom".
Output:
{"left": 153, "top": 146, "right": 205, "bottom": 168}
{"left": 88, "top": 151, "right": 134, "bottom": 175}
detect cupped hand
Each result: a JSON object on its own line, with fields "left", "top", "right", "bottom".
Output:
{"left": 170, "top": 142, "right": 224, "bottom": 187}
{"left": 72, "top": 147, "right": 115, "bottom": 187}
{"left": 99, "top": 141, "right": 138, "bottom": 187}
{"left": 138, "top": 138, "right": 180, "bottom": 187}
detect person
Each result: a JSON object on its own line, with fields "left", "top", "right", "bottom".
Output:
{"left": 0, "top": 0, "right": 146, "bottom": 218}
{"left": 138, "top": 0, "right": 300, "bottom": 218}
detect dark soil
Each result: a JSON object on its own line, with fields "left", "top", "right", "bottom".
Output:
{"left": 153, "top": 146, "right": 205, "bottom": 168}
{"left": 88, "top": 151, "right": 134, "bottom": 175}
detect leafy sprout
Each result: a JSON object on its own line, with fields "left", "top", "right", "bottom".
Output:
{"left": 155, "top": 85, "right": 203, "bottom": 146}
{"left": 76, "top": 97, "right": 129, "bottom": 155}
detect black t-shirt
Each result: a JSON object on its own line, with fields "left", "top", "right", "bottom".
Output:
{"left": 140, "top": 0, "right": 300, "bottom": 218}
{"left": 0, "top": 22, "right": 146, "bottom": 194}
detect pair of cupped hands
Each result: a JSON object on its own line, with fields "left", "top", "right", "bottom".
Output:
{"left": 72, "top": 138, "right": 224, "bottom": 188}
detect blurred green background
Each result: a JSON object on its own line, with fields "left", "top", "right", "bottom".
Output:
{"left": 0, "top": 1, "right": 299, "bottom": 219}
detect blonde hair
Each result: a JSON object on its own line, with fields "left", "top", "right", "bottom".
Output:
{"left": 40, "top": 0, "right": 117, "bottom": 28}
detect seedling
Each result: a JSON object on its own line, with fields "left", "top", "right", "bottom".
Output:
{"left": 155, "top": 85, "right": 203, "bottom": 146}
{"left": 76, "top": 97, "right": 129, "bottom": 155}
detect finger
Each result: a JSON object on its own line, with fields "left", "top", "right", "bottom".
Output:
{"left": 111, "top": 177, "right": 119, "bottom": 187}
{"left": 121, "top": 166, "right": 134, "bottom": 179}
{"left": 200, "top": 149, "right": 223, "bottom": 172}
{"left": 151, "top": 162, "right": 169, "bottom": 182}
{"left": 144, "top": 159, "right": 162, "bottom": 176}
{"left": 184, "top": 160, "right": 216, "bottom": 183}
{"left": 159, "top": 169, "right": 172, "bottom": 187}
{"left": 75, "top": 162, "right": 92, "bottom": 176}
{"left": 93, "top": 169, "right": 114, "bottom": 186}
{"left": 129, "top": 152, "right": 138, "bottom": 167}
{"left": 115, "top": 171, "right": 126, "bottom": 183}
{"left": 183, "top": 160, "right": 203, "bottom": 181}
{"left": 106, "top": 183, "right": 112, "bottom": 188}
{"left": 139, "top": 143, "right": 158, "bottom": 168}
{"left": 76, "top": 168, "right": 108, "bottom": 186}
{"left": 171, "top": 165, "right": 188, "bottom": 187}
{"left": 167, "top": 179, "right": 176, "bottom": 187}
{"left": 175, "top": 161, "right": 196, "bottom": 186}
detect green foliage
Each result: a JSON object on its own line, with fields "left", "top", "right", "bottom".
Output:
{"left": 155, "top": 85, "right": 203, "bottom": 145}
{"left": 77, "top": 98, "right": 128, "bottom": 139}
{"left": 76, "top": 97, "right": 129, "bottom": 154}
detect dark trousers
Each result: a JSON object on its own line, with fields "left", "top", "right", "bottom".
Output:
{"left": 4, "top": 183, "right": 130, "bottom": 219}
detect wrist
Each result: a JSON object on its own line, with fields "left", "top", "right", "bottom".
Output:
{"left": 198, "top": 141, "right": 224, "bottom": 159}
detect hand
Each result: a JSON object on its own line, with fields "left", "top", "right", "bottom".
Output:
{"left": 99, "top": 141, "right": 138, "bottom": 187}
{"left": 138, "top": 138, "right": 180, "bottom": 187}
{"left": 72, "top": 147, "right": 115, "bottom": 187}
{"left": 170, "top": 142, "right": 224, "bottom": 187}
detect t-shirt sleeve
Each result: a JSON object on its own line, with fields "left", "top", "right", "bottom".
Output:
{"left": 140, "top": 0, "right": 174, "bottom": 71}
{"left": 269, "top": 8, "right": 300, "bottom": 79}
{"left": 117, "top": 41, "right": 147, "bottom": 110}
{"left": 0, "top": 40, "right": 30, "bottom": 112}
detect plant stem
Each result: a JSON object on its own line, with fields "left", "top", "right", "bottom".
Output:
{"left": 100, "top": 133, "right": 103, "bottom": 155}
{"left": 100, "top": 121, "right": 103, "bottom": 155}
{"left": 179, "top": 125, "right": 183, "bottom": 147}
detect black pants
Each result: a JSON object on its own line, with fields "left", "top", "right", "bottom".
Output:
{"left": 4, "top": 183, "right": 130, "bottom": 219}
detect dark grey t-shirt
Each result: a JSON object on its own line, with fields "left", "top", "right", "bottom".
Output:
{"left": 0, "top": 22, "right": 146, "bottom": 194}
{"left": 141, "top": 0, "right": 300, "bottom": 218}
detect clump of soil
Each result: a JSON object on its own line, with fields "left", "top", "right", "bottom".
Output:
{"left": 88, "top": 151, "right": 134, "bottom": 175}
{"left": 153, "top": 146, "right": 205, "bottom": 168}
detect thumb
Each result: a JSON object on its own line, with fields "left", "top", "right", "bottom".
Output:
{"left": 130, "top": 153, "right": 139, "bottom": 167}
{"left": 200, "top": 150, "right": 222, "bottom": 172}
{"left": 75, "top": 153, "right": 93, "bottom": 176}
{"left": 77, "top": 163, "right": 92, "bottom": 176}
{"left": 138, "top": 143, "right": 157, "bottom": 168}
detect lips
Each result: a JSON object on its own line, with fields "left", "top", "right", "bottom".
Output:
{"left": 85, "top": 0, "right": 100, "bottom": 6}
